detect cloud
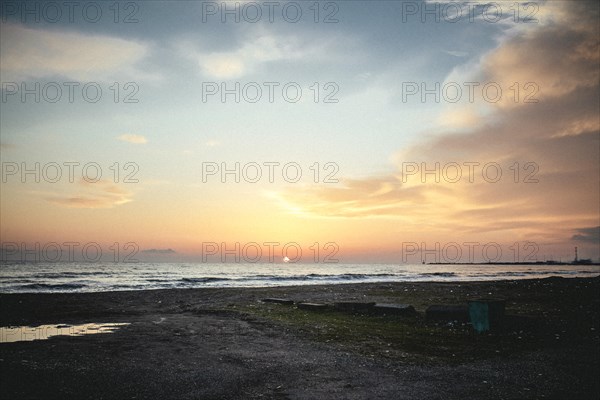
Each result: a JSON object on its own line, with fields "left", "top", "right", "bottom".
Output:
{"left": 437, "top": 106, "right": 482, "bottom": 130}
{"left": 0, "top": 142, "right": 15, "bottom": 150}
{"left": 444, "top": 50, "right": 468, "bottom": 58}
{"left": 118, "top": 134, "right": 148, "bottom": 144}
{"left": 0, "top": 22, "right": 151, "bottom": 82}
{"left": 275, "top": 1, "right": 599, "bottom": 246}
{"left": 180, "top": 27, "right": 354, "bottom": 79}
{"left": 43, "top": 179, "right": 134, "bottom": 209}
{"left": 571, "top": 227, "right": 600, "bottom": 243}
{"left": 192, "top": 33, "right": 306, "bottom": 79}
{"left": 141, "top": 248, "right": 176, "bottom": 254}
{"left": 354, "top": 72, "right": 373, "bottom": 81}
{"left": 202, "top": 55, "right": 245, "bottom": 80}
{"left": 205, "top": 140, "right": 220, "bottom": 147}
{"left": 273, "top": 177, "right": 431, "bottom": 219}
{"left": 461, "top": 1, "right": 599, "bottom": 111}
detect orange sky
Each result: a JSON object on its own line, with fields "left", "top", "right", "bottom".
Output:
{"left": 1, "top": 1, "right": 598, "bottom": 263}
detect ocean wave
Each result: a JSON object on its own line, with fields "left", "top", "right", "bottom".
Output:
{"left": 251, "top": 273, "right": 400, "bottom": 281}
{"left": 145, "top": 278, "right": 174, "bottom": 283}
{"left": 172, "top": 273, "right": 403, "bottom": 286}
{"left": 180, "top": 277, "right": 231, "bottom": 284}
{"left": 1, "top": 263, "right": 598, "bottom": 293}
{"left": 11, "top": 283, "right": 89, "bottom": 291}
{"left": 491, "top": 270, "right": 599, "bottom": 277}
{"left": 29, "top": 271, "right": 112, "bottom": 279}
{"left": 419, "top": 272, "right": 458, "bottom": 277}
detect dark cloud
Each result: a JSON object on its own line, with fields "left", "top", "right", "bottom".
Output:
{"left": 571, "top": 227, "right": 600, "bottom": 243}
{"left": 141, "top": 249, "right": 176, "bottom": 254}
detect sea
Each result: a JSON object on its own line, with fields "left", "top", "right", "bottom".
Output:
{"left": 1, "top": 262, "right": 599, "bottom": 293}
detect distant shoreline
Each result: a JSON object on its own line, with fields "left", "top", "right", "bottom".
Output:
{"left": 427, "top": 261, "right": 600, "bottom": 266}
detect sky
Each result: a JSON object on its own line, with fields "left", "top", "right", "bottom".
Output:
{"left": 0, "top": 0, "right": 599, "bottom": 264}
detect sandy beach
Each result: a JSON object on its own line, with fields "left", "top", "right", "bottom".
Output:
{"left": 1, "top": 277, "right": 599, "bottom": 399}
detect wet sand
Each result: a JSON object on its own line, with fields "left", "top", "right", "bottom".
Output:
{"left": 1, "top": 277, "right": 599, "bottom": 399}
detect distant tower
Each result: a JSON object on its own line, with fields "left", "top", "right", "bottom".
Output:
{"left": 574, "top": 246, "right": 578, "bottom": 263}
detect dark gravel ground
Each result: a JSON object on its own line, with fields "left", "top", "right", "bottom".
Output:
{"left": 1, "top": 277, "right": 599, "bottom": 399}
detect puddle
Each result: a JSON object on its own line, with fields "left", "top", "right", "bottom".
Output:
{"left": 0, "top": 323, "right": 130, "bottom": 343}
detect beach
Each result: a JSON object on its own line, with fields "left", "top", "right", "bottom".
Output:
{"left": 1, "top": 277, "right": 599, "bottom": 399}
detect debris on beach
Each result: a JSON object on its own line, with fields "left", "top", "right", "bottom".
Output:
{"left": 468, "top": 298, "right": 506, "bottom": 333}
{"left": 297, "top": 303, "right": 329, "bottom": 311}
{"left": 425, "top": 305, "right": 469, "bottom": 323}
{"left": 333, "top": 302, "right": 376, "bottom": 313}
{"left": 261, "top": 298, "right": 295, "bottom": 305}
{"left": 372, "top": 303, "right": 418, "bottom": 317}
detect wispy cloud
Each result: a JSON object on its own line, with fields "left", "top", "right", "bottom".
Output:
{"left": 118, "top": 134, "right": 148, "bottom": 144}
{"left": 43, "top": 179, "right": 133, "bottom": 209}
{"left": 0, "top": 22, "right": 151, "bottom": 82}
{"left": 444, "top": 50, "right": 468, "bottom": 58}
{"left": 180, "top": 28, "right": 356, "bottom": 79}
{"left": 191, "top": 33, "right": 306, "bottom": 79}
{"left": 205, "top": 140, "right": 220, "bottom": 147}
{"left": 272, "top": 177, "right": 428, "bottom": 219}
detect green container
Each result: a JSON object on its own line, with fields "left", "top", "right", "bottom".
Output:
{"left": 468, "top": 298, "right": 506, "bottom": 333}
